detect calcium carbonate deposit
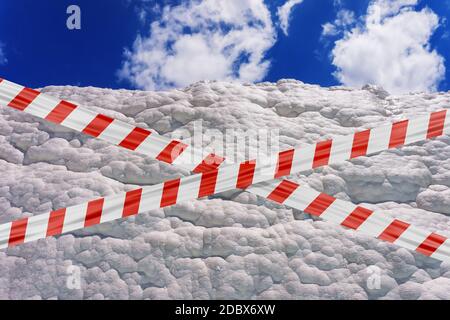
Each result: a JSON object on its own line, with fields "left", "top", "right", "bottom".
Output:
{"left": 1, "top": 79, "right": 450, "bottom": 299}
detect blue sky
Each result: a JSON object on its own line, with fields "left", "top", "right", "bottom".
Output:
{"left": 0, "top": 0, "right": 449, "bottom": 94}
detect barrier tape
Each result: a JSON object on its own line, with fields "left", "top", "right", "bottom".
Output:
{"left": 248, "top": 181, "right": 450, "bottom": 262}
{"left": 1, "top": 78, "right": 450, "bottom": 262}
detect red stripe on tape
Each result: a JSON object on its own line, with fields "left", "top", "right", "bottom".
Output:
{"left": 122, "top": 188, "right": 143, "bottom": 217}
{"left": 313, "top": 140, "right": 332, "bottom": 168}
{"left": 198, "top": 170, "right": 218, "bottom": 197}
{"left": 389, "top": 120, "right": 408, "bottom": 149}
{"left": 267, "top": 180, "right": 299, "bottom": 204}
{"left": 427, "top": 110, "right": 447, "bottom": 139}
{"left": 82, "top": 114, "right": 114, "bottom": 137}
{"left": 45, "top": 100, "right": 77, "bottom": 124}
{"left": 46, "top": 208, "right": 66, "bottom": 237}
{"left": 119, "top": 127, "right": 151, "bottom": 151}
{"left": 341, "top": 206, "right": 373, "bottom": 230}
{"left": 304, "top": 193, "right": 336, "bottom": 216}
{"left": 378, "top": 219, "right": 410, "bottom": 243}
{"left": 275, "top": 149, "right": 294, "bottom": 178}
{"left": 351, "top": 129, "right": 370, "bottom": 159}
{"left": 156, "top": 140, "right": 188, "bottom": 164}
{"left": 8, "top": 87, "right": 40, "bottom": 111}
{"left": 9, "top": 218, "right": 28, "bottom": 246}
{"left": 236, "top": 161, "right": 256, "bottom": 189}
{"left": 193, "top": 153, "right": 225, "bottom": 173}
{"left": 416, "top": 233, "right": 447, "bottom": 257}
{"left": 84, "top": 198, "right": 104, "bottom": 227}
{"left": 160, "top": 178, "right": 181, "bottom": 207}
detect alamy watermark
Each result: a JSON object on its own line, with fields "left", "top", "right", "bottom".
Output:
{"left": 366, "top": 265, "right": 381, "bottom": 290}
{"left": 66, "top": 265, "right": 81, "bottom": 290}
{"left": 170, "top": 120, "right": 280, "bottom": 167}
{"left": 66, "top": 5, "right": 81, "bottom": 30}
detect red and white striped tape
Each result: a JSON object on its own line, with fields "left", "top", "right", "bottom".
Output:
{"left": 1, "top": 78, "right": 450, "bottom": 262}
{"left": 2, "top": 78, "right": 449, "bottom": 176}
{"left": 0, "top": 78, "right": 200, "bottom": 167}
{"left": 248, "top": 180, "right": 450, "bottom": 262}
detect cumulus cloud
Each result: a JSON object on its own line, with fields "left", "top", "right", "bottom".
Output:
{"left": 119, "top": 0, "right": 276, "bottom": 90}
{"left": 0, "top": 43, "right": 7, "bottom": 65}
{"left": 321, "top": 9, "right": 355, "bottom": 37}
{"left": 277, "top": 0, "right": 304, "bottom": 36}
{"left": 329, "top": 0, "right": 445, "bottom": 94}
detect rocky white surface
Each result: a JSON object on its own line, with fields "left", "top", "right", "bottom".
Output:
{"left": 1, "top": 80, "right": 450, "bottom": 299}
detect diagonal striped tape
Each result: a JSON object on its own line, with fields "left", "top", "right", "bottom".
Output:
{"left": 248, "top": 180, "right": 450, "bottom": 262}
{"left": 0, "top": 78, "right": 449, "bottom": 262}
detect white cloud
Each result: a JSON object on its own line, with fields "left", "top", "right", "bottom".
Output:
{"left": 366, "top": 0, "right": 418, "bottom": 22}
{"left": 322, "top": 23, "right": 338, "bottom": 37}
{"left": 321, "top": 9, "right": 355, "bottom": 37}
{"left": 119, "top": 0, "right": 276, "bottom": 90}
{"left": 330, "top": 0, "right": 445, "bottom": 94}
{"left": 277, "top": 0, "right": 304, "bottom": 36}
{"left": 0, "top": 43, "right": 7, "bottom": 65}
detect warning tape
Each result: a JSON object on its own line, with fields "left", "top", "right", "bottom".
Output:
{"left": 2, "top": 78, "right": 448, "bottom": 175}
{"left": 249, "top": 181, "right": 450, "bottom": 261}
{"left": 0, "top": 78, "right": 449, "bottom": 262}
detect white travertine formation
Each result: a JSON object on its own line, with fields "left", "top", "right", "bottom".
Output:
{"left": 0, "top": 79, "right": 450, "bottom": 299}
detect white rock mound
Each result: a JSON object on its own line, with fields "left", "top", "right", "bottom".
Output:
{"left": 0, "top": 79, "right": 450, "bottom": 299}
